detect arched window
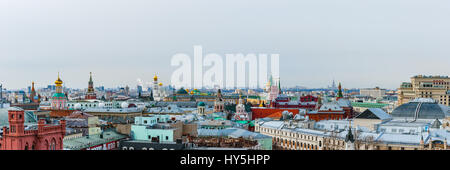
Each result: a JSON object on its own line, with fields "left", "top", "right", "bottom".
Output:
{"left": 129, "top": 147, "right": 134, "bottom": 150}
{"left": 51, "top": 138, "right": 57, "bottom": 150}
{"left": 122, "top": 147, "right": 128, "bottom": 150}
{"left": 142, "top": 147, "right": 147, "bottom": 150}
{"left": 24, "top": 143, "right": 29, "bottom": 150}
{"left": 45, "top": 140, "right": 49, "bottom": 150}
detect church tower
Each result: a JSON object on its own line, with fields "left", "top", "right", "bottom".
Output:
{"left": 51, "top": 73, "right": 67, "bottom": 110}
{"left": 214, "top": 89, "right": 225, "bottom": 112}
{"left": 345, "top": 121, "right": 355, "bottom": 150}
{"left": 30, "top": 81, "right": 39, "bottom": 103}
{"left": 234, "top": 94, "right": 249, "bottom": 120}
{"left": 153, "top": 74, "right": 161, "bottom": 101}
{"left": 85, "top": 72, "right": 97, "bottom": 100}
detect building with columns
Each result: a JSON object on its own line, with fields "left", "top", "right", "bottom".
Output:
{"left": 398, "top": 75, "right": 450, "bottom": 106}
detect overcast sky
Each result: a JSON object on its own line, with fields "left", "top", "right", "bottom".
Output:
{"left": 1, "top": 0, "right": 449, "bottom": 90}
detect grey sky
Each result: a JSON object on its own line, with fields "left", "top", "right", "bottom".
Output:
{"left": 1, "top": 0, "right": 449, "bottom": 90}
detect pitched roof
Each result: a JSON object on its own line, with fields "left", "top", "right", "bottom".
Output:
{"left": 355, "top": 108, "right": 392, "bottom": 120}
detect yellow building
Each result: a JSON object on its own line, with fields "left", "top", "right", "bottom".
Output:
{"left": 398, "top": 75, "right": 450, "bottom": 106}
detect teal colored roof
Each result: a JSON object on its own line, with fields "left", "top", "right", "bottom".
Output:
{"left": 198, "top": 102, "right": 206, "bottom": 107}
{"left": 176, "top": 88, "right": 188, "bottom": 94}
{"left": 234, "top": 120, "right": 255, "bottom": 127}
{"left": 52, "top": 93, "right": 65, "bottom": 98}
{"left": 213, "top": 117, "right": 226, "bottom": 121}
{"left": 351, "top": 102, "right": 388, "bottom": 108}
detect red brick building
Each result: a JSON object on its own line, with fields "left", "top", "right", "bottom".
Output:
{"left": 251, "top": 108, "right": 300, "bottom": 120}
{"left": 271, "top": 95, "right": 317, "bottom": 109}
{"left": 0, "top": 107, "right": 66, "bottom": 150}
{"left": 306, "top": 103, "right": 345, "bottom": 121}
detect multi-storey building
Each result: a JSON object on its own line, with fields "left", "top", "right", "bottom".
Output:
{"left": 398, "top": 75, "right": 450, "bottom": 106}
{"left": 360, "top": 87, "right": 386, "bottom": 99}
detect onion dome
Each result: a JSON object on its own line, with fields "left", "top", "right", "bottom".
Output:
{"left": 158, "top": 83, "right": 163, "bottom": 86}
{"left": 121, "top": 102, "right": 129, "bottom": 108}
{"left": 55, "top": 73, "right": 63, "bottom": 86}
{"left": 198, "top": 102, "right": 206, "bottom": 107}
{"left": 74, "top": 103, "right": 82, "bottom": 110}
{"left": 153, "top": 74, "right": 158, "bottom": 81}
{"left": 176, "top": 88, "right": 188, "bottom": 94}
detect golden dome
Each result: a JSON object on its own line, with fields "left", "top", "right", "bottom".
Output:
{"left": 158, "top": 83, "right": 163, "bottom": 86}
{"left": 153, "top": 74, "right": 158, "bottom": 81}
{"left": 55, "top": 73, "right": 63, "bottom": 86}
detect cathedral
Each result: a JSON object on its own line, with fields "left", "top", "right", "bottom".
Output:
{"left": 234, "top": 95, "right": 250, "bottom": 121}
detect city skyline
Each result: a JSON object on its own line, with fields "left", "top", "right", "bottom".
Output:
{"left": 1, "top": 0, "right": 450, "bottom": 89}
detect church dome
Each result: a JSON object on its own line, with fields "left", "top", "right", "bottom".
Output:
{"left": 391, "top": 99, "right": 449, "bottom": 120}
{"left": 74, "top": 103, "right": 82, "bottom": 110}
{"left": 121, "top": 102, "right": 129, "bottom": 108}
{"left": 153, "top": 75, "right": 158, "bottom": 81}
{"left": 198, "top": 102, "right": 206, "bottom": 107}
{"left": 176, "top": 88, "right": 188, "bottom": 95}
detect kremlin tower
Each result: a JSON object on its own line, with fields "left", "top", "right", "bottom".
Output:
{"left": 336, "top": 82, "right": 344, "bottom": 100}
{"left": 85, "top": 72, "right": 97, "bottom": 100}
{"left": 51, "top": 73, "right": 67, "bottom": 110}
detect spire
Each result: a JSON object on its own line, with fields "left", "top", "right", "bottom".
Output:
{"left": 337, "top": 82, "right": 343, "bottom": 99}
{"left": 55, "top": 72, "right": 63, "bottom": 87}
{"left": 345, "top": 121, "right": 354, "bottom": 143}
{"left": 89, "top": 72, "right": 93, "bottom": 83}
{"left": 278, "top": 77, "right": 282, "bottom": 94}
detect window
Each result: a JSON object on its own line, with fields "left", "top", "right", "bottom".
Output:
{"left": 122, "top": 147, "right": 128, "bottom": 150}
{"left": 142, "top": 147, "right": 147, "bottom": 150}
{"left": 129, "top": 147, "right": 134, "bottom": 150}
{"left": 166, "top": 136, "right": 169, "bottom": 140}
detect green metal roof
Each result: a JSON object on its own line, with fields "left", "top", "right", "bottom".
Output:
{"left": 63, "top": 130, "right": 127, "bottom": 150}
{"left": 351, "top": 102, "right": 388, "bottom": 108}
